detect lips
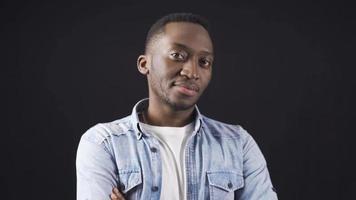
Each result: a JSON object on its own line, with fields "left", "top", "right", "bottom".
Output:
{"left": 174, "top": 82, "right": 199, "bottom": 92}
{"left": 173, "top": 82, "right": 199, "bottom": 97}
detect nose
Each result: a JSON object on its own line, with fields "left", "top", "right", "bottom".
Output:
{"left": 180, "top": 58, "right": 199, "bottom": 80}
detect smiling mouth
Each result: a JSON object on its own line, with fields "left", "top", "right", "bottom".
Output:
{"left": 173, "top": 82, "right": 199, "bottom": 97}
{"left": 175, "top": 85, "right": 198, "bottom": 96}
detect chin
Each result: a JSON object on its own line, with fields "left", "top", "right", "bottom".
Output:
{"left": 168, "top": 96, "right": 198, "bottom": 111}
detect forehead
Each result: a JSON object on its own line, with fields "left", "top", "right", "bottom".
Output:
{"left": 159, "top": 22, "right": 213, "bottom": 54}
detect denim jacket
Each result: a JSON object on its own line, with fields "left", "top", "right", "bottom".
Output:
{"left": 76, "top": 99, "right": 278, "bottom": 200}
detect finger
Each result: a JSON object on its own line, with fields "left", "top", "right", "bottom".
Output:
{"left": 110, "top": 192, "right": 125, "bottom": 200}
{"left": 110, "top": 193, "right": 119, "bottom": 200}
{"left": 112, "top": 187, "right": 125, "bottom": 200}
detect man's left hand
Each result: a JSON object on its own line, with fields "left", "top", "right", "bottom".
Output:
{"left": 110, "top": 187, "right": 125, "bottom": 200}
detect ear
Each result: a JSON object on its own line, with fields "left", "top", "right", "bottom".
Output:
{"left": 137, "top": 55, "right": 149, "bottom": 75}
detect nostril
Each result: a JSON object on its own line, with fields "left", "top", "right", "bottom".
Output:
{"left": 180, "top": 68, "right": 199, "bottom": 80}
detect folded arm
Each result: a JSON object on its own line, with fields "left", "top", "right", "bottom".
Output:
{"left": 235, "top": 130, "right": 278, "bottom": 199}
{"left": 76, "top": 136, "right": 118, "bottom": 200}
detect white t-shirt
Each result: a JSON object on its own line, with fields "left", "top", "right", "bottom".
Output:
{"left": 139, "top": 122, "right": 194, "bottom": 200}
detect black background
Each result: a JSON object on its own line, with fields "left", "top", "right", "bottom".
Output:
{"left": 2, "top": 1, "right": 355, "bottom": 199}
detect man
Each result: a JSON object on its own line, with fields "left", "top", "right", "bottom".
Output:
{"left": 76, "top": 13, "right": 278, "bottom": 200}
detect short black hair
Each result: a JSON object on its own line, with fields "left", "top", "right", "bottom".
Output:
{"left": 144, "top": 13, "right": 211, "bottom": 53}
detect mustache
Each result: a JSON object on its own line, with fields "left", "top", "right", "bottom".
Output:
{"left": 173, "top": 80, "right": 200, "bottom": 92}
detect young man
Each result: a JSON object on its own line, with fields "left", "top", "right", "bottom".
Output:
{"left": 76, "top": 13, "right": 278, "bottom": 200}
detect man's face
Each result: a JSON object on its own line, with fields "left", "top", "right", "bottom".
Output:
{"left": 144, "top": 22, "right": 214, "bottom": 111}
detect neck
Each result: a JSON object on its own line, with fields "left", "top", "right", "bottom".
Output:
{"left": 144, "top": 98, "right": 195, "bottom": 127}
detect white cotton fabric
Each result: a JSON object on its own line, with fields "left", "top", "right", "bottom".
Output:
{"left": 139, "top": 122, "right": 194, "bottom": 200}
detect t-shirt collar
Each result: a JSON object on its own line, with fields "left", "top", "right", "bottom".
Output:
{"left": 130, "top": 98, "right": 203, "bottom": 140}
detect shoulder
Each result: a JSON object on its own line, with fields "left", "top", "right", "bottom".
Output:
{"left": 201, "top": 115, "right": 251, "bottom": 140}
{"left": 80, "top": 115, "right": 133, "bottom": 145}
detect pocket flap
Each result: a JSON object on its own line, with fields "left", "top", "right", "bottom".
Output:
{"left": 118, "top": 169, "right": 142, "bottom": 193}
{"left": 207, "top": 171, "right": 244, "bottom": 192}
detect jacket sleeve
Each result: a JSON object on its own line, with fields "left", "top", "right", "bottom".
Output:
{"left": 76, "top": 126, "right": 118, "bottom": 200}
{"left": 235, "top": 128, "right": 278, "bottom": 200}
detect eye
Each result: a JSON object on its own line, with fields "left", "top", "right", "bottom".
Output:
{"left": 199, "top": 58, "right": 212, "bottom": 68}
{"left": 170, "top": 52, "right": 185, "bottom": 61}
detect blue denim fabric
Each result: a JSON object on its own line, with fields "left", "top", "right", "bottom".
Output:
{"left": 76, "top": 99, "right": 278, "bottom": 200}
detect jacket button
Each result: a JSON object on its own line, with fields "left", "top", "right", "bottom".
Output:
{"left": 227, "top": 182, "right": 233, "bottom": 189}
{"left": 151, "top": 186, "right": 159, "bottom": 192}
{"left": 150, "top": 147, "right": 157, "bottom": 153}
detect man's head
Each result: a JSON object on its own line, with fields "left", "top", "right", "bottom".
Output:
{"left": 137, "top": 13, "right": 214, "bottom": 111}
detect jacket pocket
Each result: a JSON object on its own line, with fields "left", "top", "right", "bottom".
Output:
{"left": 118, "top": 169, "right": 143, "bottom": 199}
{"left": 207, "top": 171, "right": 244, "bottom": 200}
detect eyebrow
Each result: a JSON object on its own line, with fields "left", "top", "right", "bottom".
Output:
{"left": 171, "top": 42, "right": 214, "bottom": 56}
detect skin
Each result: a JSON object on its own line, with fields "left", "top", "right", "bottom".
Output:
{"left": 110, "top": 187, "right": 125, "bottom": 200}
{"left": 138, "top": 22, "right": 214, "bottom": 127}
{"left": 110, "top": 21, "right": 214, "bottom": 199}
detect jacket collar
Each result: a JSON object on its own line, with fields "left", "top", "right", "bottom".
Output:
{"left": 130, "top": 98, "right": 203, "bottom": 140}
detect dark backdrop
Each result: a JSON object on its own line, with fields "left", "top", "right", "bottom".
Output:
{"left": 2, "top": 1, "right": 355, "bottom": 199}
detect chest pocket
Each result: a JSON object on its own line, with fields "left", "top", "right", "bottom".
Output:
{"left": 118, "top": 169, "right": 143, "bottom": 199}
{"left": 207, "top": 171, "right": 244, "bottom": 200}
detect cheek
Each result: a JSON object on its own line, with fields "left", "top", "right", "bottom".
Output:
{"left": 160, "top": 62, "right": 182, "bottom": 82}
{"left": 200, "top": 70, "right": 212, "bottom": 87}
{"left": 153, "top": 57, "right": 178, "bottom": 74}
